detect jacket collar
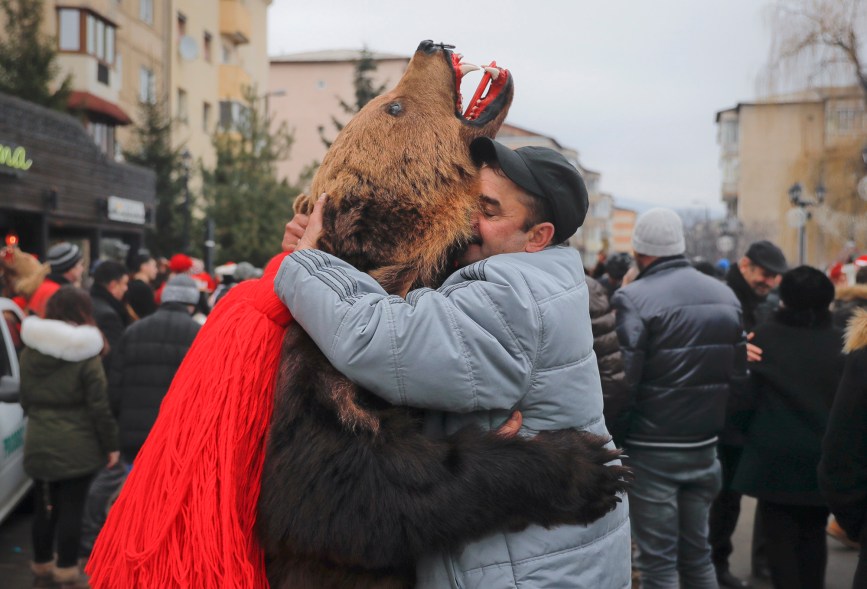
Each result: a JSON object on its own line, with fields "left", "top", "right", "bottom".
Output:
{"left": 636, "top": 255, "right": 688, "bottom": 280}
{"left": 20, "top": 316, "right": 104, "bottom": 361}
{"left": 726, "top": 264, "right": 764, "bottom": 307}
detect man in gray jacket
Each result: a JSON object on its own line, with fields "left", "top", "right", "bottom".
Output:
{"left": 276, "top": 137, "right": 632, "bottom": 588}
{"left": 611, "top": 208, "right": 747, "bottom": 589}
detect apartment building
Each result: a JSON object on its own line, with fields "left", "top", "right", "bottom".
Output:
{"left": 37, "top": 0, "right": 271, "bottom": 168}
{"left": 717, "top": 87, "right": 867, "bottom": 266}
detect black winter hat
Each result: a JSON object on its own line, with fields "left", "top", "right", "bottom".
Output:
{"left": 779, "top": 265, "right": 835, "bottom": 311}
{"left": 470, "top": 137, "right": 589, "bottom": 243}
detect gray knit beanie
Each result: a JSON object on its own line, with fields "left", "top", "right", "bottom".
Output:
{"left": 632, "top": 208, "right": 685, "bottom": 257}
{"left": 161, "top": 275, "right": 200, "bottom": 306}
{"left": 47, "top": 242, "right": 82, "bottom": 273}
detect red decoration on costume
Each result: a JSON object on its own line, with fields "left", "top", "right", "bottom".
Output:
{"left": 87, "top": 252, "right": 292, "bottom": 588}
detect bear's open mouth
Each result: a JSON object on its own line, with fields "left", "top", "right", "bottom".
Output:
{"left": 448, "top": 50, "right": 512, "bottom": 125}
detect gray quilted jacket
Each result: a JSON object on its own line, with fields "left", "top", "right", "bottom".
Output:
{"left": 275, "top": 246, "right": 631, "bottom": 589}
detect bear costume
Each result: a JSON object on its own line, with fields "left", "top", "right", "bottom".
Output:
{"left": 88, "top": 41, "right": 628, "bottom": 589}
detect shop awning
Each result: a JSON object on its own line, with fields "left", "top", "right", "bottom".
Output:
{"left": 68, "top": 91, "right": 132, "bottom": 126}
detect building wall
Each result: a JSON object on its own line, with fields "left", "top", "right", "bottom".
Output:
{"left": 269, "top": 56, "right": 409, "bottom": 185}
{"left": 611, "top": 207, "right": 637, "bottom": 253}
{"left": 719, "top": 91, "right": 867, "bottom": 267}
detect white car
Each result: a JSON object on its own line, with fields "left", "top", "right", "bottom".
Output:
{"left": 0, "top": 297, "right": 30, "bottom": 524}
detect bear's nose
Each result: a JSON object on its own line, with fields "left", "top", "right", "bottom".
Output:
{"left": 417, "top": 40, "right": 436, "bottom": 54}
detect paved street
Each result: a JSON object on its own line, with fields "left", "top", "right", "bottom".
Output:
{"left": 0, "top": 491, "right": 859, "bottom": 587}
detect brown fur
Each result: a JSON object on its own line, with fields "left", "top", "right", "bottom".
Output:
{"left": 258, "top": 41, "right": 630, "bottom": 589}
{"left": 0, "top": 247, "right": 49, "bottom": 298}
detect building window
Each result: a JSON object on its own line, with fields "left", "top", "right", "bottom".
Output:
{"left": 140, "top": 0, "right": 153, "bottom": 24}
{"left": 221, "top": 43, "right": 232, "bottom": 64}
{"left": 203, "top": 102, "right": 212, "bottom": 132}
{"left": 87, "top": 121, "right": 116, "bottom": 157}
{"left": 203, "top": 32, "right": 212, "bottom": 63}
{"left": 58, "top": 9, "right": 81, "bottom": 51}
{"left": 835, "top": 108, "right": 863, "bottom": 133}
{"left": 177, "top": 88, "right": 188, "bottom": 124}
{"left": 84, "top": 13, "right": 115, "bottom": 63}
{"left": 219, "top": 100, "right": 247, "bottom": 130}
{"left": 139, "top": 67, "right": 155, "bottom": 103}
{"left": 177, "top": 12, "right": 186, "bottom": 37}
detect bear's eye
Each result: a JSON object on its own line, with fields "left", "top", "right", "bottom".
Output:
{"left": 386, "top": 102, "right": 403, "bottom": 116}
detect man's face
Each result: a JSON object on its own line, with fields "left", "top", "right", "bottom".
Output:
{"left": 108, "top": 274, "right": 129, "bottom": 300}
{"left": 141, "top": 259, "right": 158, "bottom": 281}
{"left": 459, "top": 168, "right": 534, "bottom": 266}
{"left": 739, "top": 258, "right": 780, "bottom": 297}
{"left": 64, "top": 259, "right": 85, "bottom": 286}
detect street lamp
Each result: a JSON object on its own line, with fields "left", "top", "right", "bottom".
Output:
{"left": 787, "top": 181, "right": 825, "bottom": 265}
{"left": 261, "top": 89, "right": 286, "bottom": 119}
{"left": 181, "top": 148, "right": 192, "bottom": 254}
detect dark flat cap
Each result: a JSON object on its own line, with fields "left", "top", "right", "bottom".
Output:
{"left": 745, "top": 240, "right": 787, "bottom": 275}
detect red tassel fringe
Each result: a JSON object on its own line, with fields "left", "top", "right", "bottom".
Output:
{"left": 87, "top": 253, "right": 292, "bottom": 588}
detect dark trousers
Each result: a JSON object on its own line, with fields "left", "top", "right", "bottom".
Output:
{"left": 854, "top": 543, "right": 867, "bottom": 589}
{"left": 32, "top": 474, "right": 94, "bottom": 568}
{"left": 759, "top": 500, "right": 828, "bottom": 589}
{"left": 709, "top": 444, "right": 767, "bottom": 572}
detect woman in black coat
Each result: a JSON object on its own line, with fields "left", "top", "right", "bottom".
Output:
{"left": 819, "top": 307, "right": 867, "bottom": 589}
{"left": 733, "top": 266, "right": 845, "bottom": 589}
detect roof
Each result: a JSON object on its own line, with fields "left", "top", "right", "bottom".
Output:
{"left": 68, "top": 91, "right": 132, "bottom": 125}
{"left": 715, "top": 86, "right": 865, "bottom": 122}
{"left": 270, "top": 49, "right": 410, "bottom": 63}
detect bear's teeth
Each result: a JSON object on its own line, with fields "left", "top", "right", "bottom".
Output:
{"left": 483, "top": 67, "right": 500, "bottom": 80}
{"left": 459, "top": 63, "right": 480, "bottom": 76}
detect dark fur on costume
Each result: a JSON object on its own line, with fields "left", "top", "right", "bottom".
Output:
{"left": 257, "top": 41, "right": 631, "bottom": 589}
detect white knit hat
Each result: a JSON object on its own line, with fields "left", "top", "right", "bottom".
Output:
{"left": 632, "top": 208, "right": 685, "bottom": 256}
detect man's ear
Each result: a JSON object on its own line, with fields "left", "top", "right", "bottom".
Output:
{"left": 525, "top": 222, "right": 556, "bottom": 253}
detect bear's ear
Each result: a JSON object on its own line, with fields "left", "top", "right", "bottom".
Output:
{"left": 293, "top": 193, "right": 314, "bottom": 215}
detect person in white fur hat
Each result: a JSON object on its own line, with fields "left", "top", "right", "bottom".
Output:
{"left": 610, "top": 207, "right": 748, "bottom": 589}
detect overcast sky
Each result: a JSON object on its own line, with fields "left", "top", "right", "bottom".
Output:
{"left": 267, "top": 0, "right": 775, "bottom": 212}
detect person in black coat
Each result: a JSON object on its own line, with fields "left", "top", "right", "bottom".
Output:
{"left": 90, "top": 260, "right": 132, "bottom": 374}
{"left": 819, "top": 308, "right": 867, "bottom": 589}
{"left": 126, "top": 251, "right": 158, "bottom": 320}
{"left": 108, "top": 275, "right": 201, "bottom": 462}
{"left": 733, "top": 266, "right": 845, "bottom": 589}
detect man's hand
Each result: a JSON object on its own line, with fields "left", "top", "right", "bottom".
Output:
{"left": 107, "top": 451, "right": 120, "bottom": 469}
{"left": 746, "top": 332, "right": 762, "bottom": 362}
{"left": 294, "top": 193, "right": 327, "bottom": 252}
{"left": 496, "top": 411, "right": 523, "bottom": 438}
{"left": 282, "top": 214, "right": 309, "bottom": 252}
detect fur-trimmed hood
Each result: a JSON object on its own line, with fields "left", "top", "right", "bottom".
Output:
{"left": 21, "top": 316, "right": 104, "bottom": 361}
{"left": 836, "top": 283, "right": 867, "bottom": 303}
{"left": 844, "top": 308, "right": 867, "bottom": 353}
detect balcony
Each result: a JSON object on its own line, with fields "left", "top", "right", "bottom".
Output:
{"left": 220, "top": 0, "right": 251, "bottom": 45}
{"left": 219, "top": 64, "right": 251, "bottom": 102}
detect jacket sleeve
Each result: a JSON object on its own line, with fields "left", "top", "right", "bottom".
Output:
{"left": 586, "top": 278, "right": 628, "bottom": 434}
{"left": 81, "top": 356, "right": 119, "bottom": 455}
{"left": 819, "top": 349, "right": 867, "bottom": 541}
{"left": 274, "top": 249, "right": 533, "bottom": 413}
{"left": 107, "top": 332, "right": 126, "bottom": 418}
{"left": 610, "top": 289, "right": 647, "bottom": 440}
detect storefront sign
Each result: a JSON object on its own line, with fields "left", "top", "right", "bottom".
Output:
{"left": 0, "top": 142, "right": 32, "bottom": 174}
{"left": 107, "top": 195, "right": 146, "bottom": 224}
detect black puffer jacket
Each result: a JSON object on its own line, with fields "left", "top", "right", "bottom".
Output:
{"left": 585, "top": 276, "right": 628, "bottom": 439}
{"left": 108, "top": 303, "right": 200, "bottom": 462}
{"left": 611, "top": 257, "right": 747, "bottom": 448}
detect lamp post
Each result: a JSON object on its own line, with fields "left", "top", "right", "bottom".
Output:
{"left": 787, "top": 181, "right": 825, "bottom": 266}
{"left": 262, "top": 89, "right": 286, "bottom": 119}
{"left": 181, "top": 149, "right": 192, "bottom": 254}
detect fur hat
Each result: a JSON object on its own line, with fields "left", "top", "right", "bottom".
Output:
{"left": 779, "top": 265, "right": 834, "bottom": 311}
{"left": 161, "top": 275, "right": 200, "bottom": 306}
{"left": 632, "top": 208, "right": 685, "bottom": 257}
{"left": 47, "top": 242, "right": 82, "bottom": 273}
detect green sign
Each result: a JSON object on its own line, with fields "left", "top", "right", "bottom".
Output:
{"left": 0, "top": 143, "right": 32, "bottom": 172}
{"left": 3, "top": 425, "right": 23, "bottom": 455}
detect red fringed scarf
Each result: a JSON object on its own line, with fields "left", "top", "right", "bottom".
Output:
{"left": 87, "top": 253, "right": 292, "bottom": 588}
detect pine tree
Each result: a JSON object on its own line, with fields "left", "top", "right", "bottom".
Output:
{"left": 123, "top": 100, "right": 188, "bottom": 256}
{"left": 0, "top": 0, "right": 72, "bottom": 111}
{"left": 318, "top": 46, "right": 388, "bottom": 148}
{"left": 203, "top": 86, "right": 302, "bottom": 267}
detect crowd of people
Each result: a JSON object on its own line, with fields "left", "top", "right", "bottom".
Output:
{"left": 1, "top": 141, "right": 866, "bottom": 588}
{"left": 0, "top": 244, "right": 263, "bottom": 588}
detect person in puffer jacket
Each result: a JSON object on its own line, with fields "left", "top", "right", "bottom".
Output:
{"left": 586, "top": 275, "right": 628, "bottom": 443}
{"left": 277, "top": 138, "right": 632, "bottom": 589}
{"left": 20, "top": 286, "right": 119, "bottom": 588}
{"left": 611, "top": 208, "right": 747, "bottom": 589}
